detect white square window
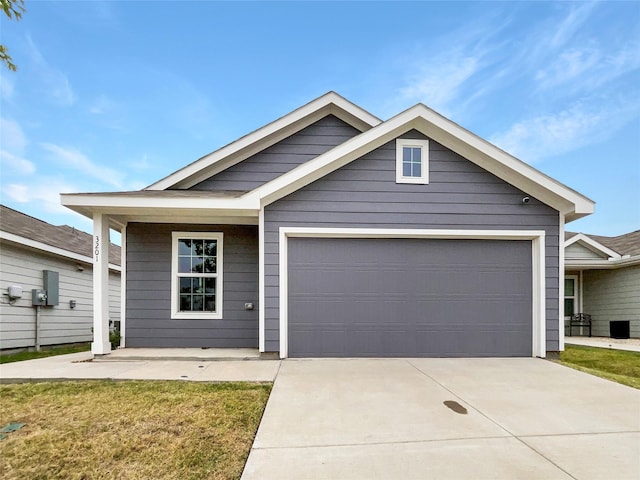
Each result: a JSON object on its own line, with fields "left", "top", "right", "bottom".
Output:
{"left": 396, "top": 139, "right": 429, "bottom": 184}
{"left": 171, "top": 232, "right": 223, "bottom": 319}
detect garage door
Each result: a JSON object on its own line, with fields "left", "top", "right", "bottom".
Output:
{"left": 288, "top": 238, "right": 532, "bottom": 357}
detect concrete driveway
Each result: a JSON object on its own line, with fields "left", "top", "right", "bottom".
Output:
{"left": 242, "top": 358, "right": 640, "bottom": 480}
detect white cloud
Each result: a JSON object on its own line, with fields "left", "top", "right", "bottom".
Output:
{"left": 89, "top": 94, "right": 116, "bottom": 115}
{"left": 0, "top": 76, "right": 15, "bottom": 102}
{"left": 0, "top": 150, "right": 36, "bottom": 175}
{"left": 0, "top": 117, "right": 27, "bottom": 154}
{"left": 398, "top": 56, "right": 480, "bottom": 117}
{"left": 490, "top": 99, "right": 640, "bottom": 163}
{"left": 40, "top": 143, "right": 125, "bottom": 189}
{"left": 535, "top": 46, "right": 602, "bottom": 89}
{"left": 549, "top": 2, "right": 598, "bottom": 49}
{"left": 535, "top": 41, "right": 640, "bottom": 92}
{"left": 2, "top": 179, "right": 75, "bottom": 214}
{"left": 25, "top": 36, "right": 77, "bottom": 106}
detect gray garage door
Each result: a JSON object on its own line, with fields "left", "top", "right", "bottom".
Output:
{"left": 288, "top": 238, "right": 532, "bottom": 357}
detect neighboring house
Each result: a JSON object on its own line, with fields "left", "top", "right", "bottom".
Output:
{"left": 61, "top": 92, "right": 594, "bottom": 358}
{"left": 0, "top": 205, "right": 121, "bottom": 351}
{"left": 565, "top": 230, "right": 640, "bottom": 338}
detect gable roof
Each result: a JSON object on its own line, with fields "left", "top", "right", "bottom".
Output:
{"left": 0, "top": 205, "right": 121, "bottom": 267}
{"left": 565, "top": 230, "right": 640, "bottom": 268}
{"left": 147, "top": 91, "right": 381, "bottom": 191}
{"left": 248, "top": 103, "right": 594, "bottom": 221}
{"left": 566, "top": 230, "right": 640, "bottom": 257}
{"left": 62, "top": 92, "right": 594, "bottom": 225}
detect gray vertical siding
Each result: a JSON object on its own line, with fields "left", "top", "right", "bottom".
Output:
{"left": 582, "top": 266, "right": 640, "bottom": 337}
{"left": 264, "top": 130, "right": 560, "bottom": 353}
{"left": 126, "top": 223, "right": 258, "bottom": 348}
{"left": 190, "top": 115, "right": 361, "bottom": 192}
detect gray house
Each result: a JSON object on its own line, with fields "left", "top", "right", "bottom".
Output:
{"left": 565, "top": 230, "right": 640, "bottom": 338}
{"left": 0, "top": 205, "right": 121, "bottom": 351}
{"left": 61, "top": 92, "right": 594, "bottom": 358}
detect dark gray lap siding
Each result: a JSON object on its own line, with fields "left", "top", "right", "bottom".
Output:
{"left": 126, "top": 223, "right": 258, "bottom": 348}
{"left": 264, "top": 130, "right": 560, "bottom": 353}
{"left": 190, "top": 115, "right": 361, "bottom": 192}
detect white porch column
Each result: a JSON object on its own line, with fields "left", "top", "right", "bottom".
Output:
{"left": 92, "top": 213, "right": 111, "bottom": 355}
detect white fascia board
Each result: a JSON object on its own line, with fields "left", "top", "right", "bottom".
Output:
{"left": 407, "top": 111, "right": 594, "bottom": 218}
{"left": 61, "top": 193, "right": 259, "bottom": 211}
{"left": 146, "top": 92, "right": 381, "bottom": 191}
{"left": 565, "top": 255, "right": 640, "bottom": 270}
{"left": 564, "top": 233, "right": 621, "bottom": 259}
{"left": 0, "top": 231, "right": 121, "bottom": 272}
{"left": 255, "top": 104, "right": 594, "bottom": 218}
{"left": 257, "top": 106, "right": 422, "bottom": 205}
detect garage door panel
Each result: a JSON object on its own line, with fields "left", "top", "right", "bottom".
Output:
{"left": 288, "top": 238, "right": 532, "bottom": 357}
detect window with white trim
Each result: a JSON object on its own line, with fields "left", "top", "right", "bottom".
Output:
{"left": 396, "top": 138, "right": 429, "bottom": 184}
{"left": 171, "top": 232, "right": 223, "bottom": 319}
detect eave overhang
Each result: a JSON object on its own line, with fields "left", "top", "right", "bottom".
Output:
{"left": 565, "top": 256, "right": 640, "bottom": 270}
{"left": 253, "top": 104, "right": 595, "bottom": 221}
{"left": 61, "top": 98, "right": 594, "bottom": 228}
{"left": 61, "top": 191, "right": 260, "bottom": 229}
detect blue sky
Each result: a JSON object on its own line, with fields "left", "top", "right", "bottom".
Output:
{"left": 1, "top": 1, "right": 639, "bottom": 237}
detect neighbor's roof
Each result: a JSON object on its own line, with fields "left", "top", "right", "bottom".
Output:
{"left": 0, "top": 205, "right": 121, "bottom": 266}
{"left": 566, "top": 230, "right": 640, "bottom": 257}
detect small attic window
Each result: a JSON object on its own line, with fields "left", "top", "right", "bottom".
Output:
{"left": 396, "top": 139, "right": 429, "bottom": 184}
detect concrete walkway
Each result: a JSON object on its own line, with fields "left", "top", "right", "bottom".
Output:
{"left": 565, "top": 336, "right": 640, "bottom": 352}
{"left": 242, "top": 358, "right": 640, "bottom": 480}
{"left": 0, "top": 351, "right": 279, "bottom": 383}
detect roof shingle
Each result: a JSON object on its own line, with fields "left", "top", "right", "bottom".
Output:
{"left": 0, "top": 205, "right": 121, "bottom": 265}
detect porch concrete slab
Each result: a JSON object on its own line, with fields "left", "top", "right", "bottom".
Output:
{"left": 0, "top": 352, "right": 279, "bottom": 383}
{"left": 252, "top": 359, "right": 509, "bottom": 449}
{"left": 408, "top": 358, "right": 640, "bottom": 436}
{"left": 103, "top": 347, "right": 262, "bottom": 360}
{"left": 242, "top": 436, "right": 574, "bottom": 480}
{"left": 522, "top": 432, "right": 640, "bottom": 480}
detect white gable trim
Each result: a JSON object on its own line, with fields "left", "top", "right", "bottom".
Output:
{"left": 0, "top": 231, "right": 121, "bottom": 272}
{"left": 254, "top": 104, "right": 594, "bottom": 221}
{"left": 564, "top": 233, "right": 621, "bottom": 259}
{"left": 147, "top": 92, "right": 381, "bottom": 191}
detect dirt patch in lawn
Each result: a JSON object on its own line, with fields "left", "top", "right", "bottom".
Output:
{"left": 0, "top": 380, "right": 271, "bottom": 479}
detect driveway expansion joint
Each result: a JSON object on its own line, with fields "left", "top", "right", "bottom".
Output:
{"left": 251, "top": 434, "right": 522, "bottom": 451}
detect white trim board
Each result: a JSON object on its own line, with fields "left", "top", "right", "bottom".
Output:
{"left": 255, "top": 104, "right": 594, "bottom": 221}
{"left": 564, "top": 233, "right": 621, "bottom": 259}
{"left": 0, "top": 231, "right": 121, "bottom": 272}
{"left": 61, "top": 94, "right": 594, "bottom": 225}
{"left": 147, "top": 92, "right": 381, "bottom": 190}
{"left": 278, "top": 227, "right": 546, "bottom": 359}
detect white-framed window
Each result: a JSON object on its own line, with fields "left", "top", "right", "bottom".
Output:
{"left": 396, "top": 138, "right": 429, "bottom": 184}
{"left": 171, "top": 232, "right": 223, "bottom": 319}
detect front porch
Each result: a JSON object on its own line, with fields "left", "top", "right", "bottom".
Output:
{"left": 95, "top": 347, "right": 269, "bottom": 361}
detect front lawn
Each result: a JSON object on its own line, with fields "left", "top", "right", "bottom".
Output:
{"left": 0, "top": 343, "right": 90, "bottom": 364}
{"left": 559, "top": 345, "right": 640, "bottom": 389}
{"left": 0, "top": 380, "right": 271, "bottom": 480}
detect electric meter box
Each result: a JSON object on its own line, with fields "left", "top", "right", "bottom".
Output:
{"left": 43, "top": 270, "right": 59, "bottom": 306}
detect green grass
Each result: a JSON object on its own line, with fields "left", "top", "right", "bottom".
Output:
{"left": 0, "top": 380, "right": 272, "bottom": 480}
{"left": 0, "top": 343, "right": 90, "bottom": 364}
{"left": 559, "top": 344, "right": 640, "bottom": 389}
